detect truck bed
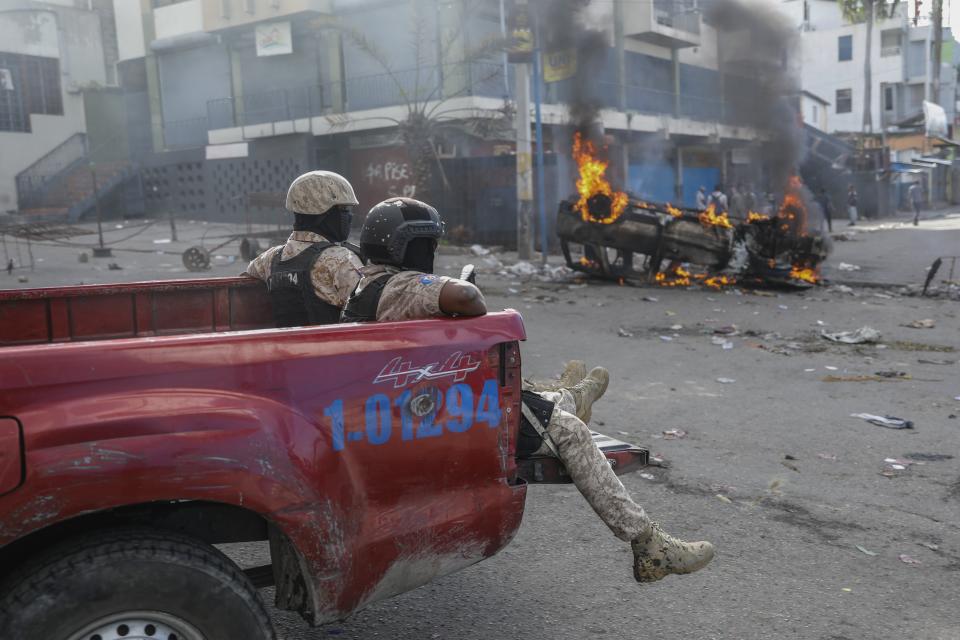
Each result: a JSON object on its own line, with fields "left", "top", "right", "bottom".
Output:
{"left": 0, "top": 276, "right": 273, "bottom": 346}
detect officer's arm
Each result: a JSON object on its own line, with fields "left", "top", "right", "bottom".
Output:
{"left": 438, "top": 280, "right": 486, "bottom": 317}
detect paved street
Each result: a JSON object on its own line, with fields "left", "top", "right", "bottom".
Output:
{"left": 3, "top": 214, "right": 959, "bottom": 639}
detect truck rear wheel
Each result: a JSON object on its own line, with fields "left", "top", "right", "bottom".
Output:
{"left": 0, "top": 528, "right": 275, "bottom": 640}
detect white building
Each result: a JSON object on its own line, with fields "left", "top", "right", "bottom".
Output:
{"left": 0, "top": 0, "right": 118, "bottom": 214}
{"left": 777, "top": 0, "right": 957, "bottom": 135}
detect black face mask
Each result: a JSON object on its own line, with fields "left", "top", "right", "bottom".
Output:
{"left": 293, "top": 206, "right": 353, "bottom": 243}
{"left": 402, "top": 237, "right": 437, "bottom": 274}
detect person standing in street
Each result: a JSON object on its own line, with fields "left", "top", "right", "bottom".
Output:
{"left": 846, "top": 184, "right": 858, "bottom": 226}
{"left": 729, "top": 184, "right": 745, "bottom": 221}
{"left": 696, "top": 185, "right": 707, "bottom": 210}
{"left": 816, "top": 187, "right": 833, "bottom": 233}
{"left": 909, "top": 181, "right": 924, "bottom": 226}
{"left": 708, "top": 184, "right": 728, "bottom": 212}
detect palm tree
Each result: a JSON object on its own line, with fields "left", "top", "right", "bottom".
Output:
{"left": 837, "top": 0, "right": 900, "bottom": 133}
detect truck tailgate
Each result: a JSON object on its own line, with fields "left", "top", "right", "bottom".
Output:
{"left": 516, "top": 431, "right": 649, "bottom": 483}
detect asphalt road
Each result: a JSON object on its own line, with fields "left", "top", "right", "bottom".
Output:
{"left": 4, "top": 215, "right": 959, "bottom": 639}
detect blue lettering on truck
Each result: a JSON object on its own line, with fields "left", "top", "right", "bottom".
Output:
{"left": 323, "top": 379, "right": 502, "bottom": 452}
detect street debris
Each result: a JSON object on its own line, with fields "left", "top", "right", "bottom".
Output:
{"left": 875, "top": 370, "right": 910, "bottom": 379}
{"left": 662, "top": 429, "right": 688, "bottom": 440}
{"left": 642, "top": 296, "right": 659, "bottom": 302}
{"left": 617, "top": 327, "right": 634, "bottom": 338}
{"left": 902, "top": 319, "right": 936, "bottom": 329}
{"left": 917, "top": 358, "right": 955, "bottom": 365}
{"left": 918, "top": 542, "right": 940, "bottom": 551}
{"left": 850, "top": 414, "right": 914, "bottom": 430}
{"left": 716, "top": 377, "right": 736, "bottom": 384}
{"left": 659, "top": 335, "right": 673, "bottom": 342}
{"left": 887, "top": 340, "right": 954, "bottom": 353}
{"left": 898, "top": 554, "right": 922, "bottom": 565}
{"left": 823, "top": 374, "right": 909, "bottom": 382}
{"left": 837, "top": 262, "right": 861, "bottom": 271}
{"left": 107, "top": 263, "right": 123, "bottom": 270}
{"left": 715, "top": 494, "right": 732, "bottom": 504}
{"left": 821, "top": 326, "right": 881, "bottom": 344}
{"left": 639, "top": 472, "right": 657, "bottom": 481}
{"left": 78, "top": 252, "right": 89, "bottom": 263}
{"left": 903, "top": 453, "right": 953, "bottom": 462}
{"left": 781, "top": 460, "right": 800, "bottom": 473}
{"left": 506, "top": 261, "right": 538, "bottom": 278}
{"left": 469, "top": 244, "right": 491, "bottom": 256}
{"left": 827, "top": 284, "right": 855, "bottom": 295}
{"left": 854, "top": 545, "right": 877, "bottom": 556}
{"left": 817, "top": 453, "right": 838, "bottom": 461}
{"left": 711, "top": 336, "right": 734, "bottom": 349}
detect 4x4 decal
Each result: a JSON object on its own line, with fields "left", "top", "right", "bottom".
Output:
{"left": 373, "top": 351, "right": 481, "bottom": 389}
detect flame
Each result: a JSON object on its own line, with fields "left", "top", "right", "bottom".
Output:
{"left": 666, "top": 203, "right": 683, "bottom": 218}
{"left": 698, "top": 203, "right": 734, "bottom": 229}
{"left": 655, "top": 265, "right": 692, "bottom": 287}
{"left": 747, "top": 211, "right": 770, "bottom": 223}
{"left": 579, "top": 256, "right": 600, "bottom": 270}
{"left": 777, "top": 175, "right": 807, "bottom": 236}
{"left": 572, "top": 132, "right": 629, "bottom": 224}
{"left": 702, "top": 275, "right": 736, "bottom": 289}
{"left": 790, "top": 266, "right": 819, "bottom": 283}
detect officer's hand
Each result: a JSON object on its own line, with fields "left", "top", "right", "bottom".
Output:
{"left": 459, "top": 264, "right": 477, "bottom": 285}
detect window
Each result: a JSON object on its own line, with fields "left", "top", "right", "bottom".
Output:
{"left": 884, "top": 86, "right": 894, "bottom": 111}
{"left": 838, "top": 35, "right": 853, "bottom": 61}
{"left": 811, "top": 104, "right": 818, "bottom": 122}
{"left": 836, "top": 89, "right": 852, "bottom": 113}
{"left": 0, "top": 53, "right": 63, "bottom": 132}
{"left": 881, "top": 29, "right": 902, "bottom": 56}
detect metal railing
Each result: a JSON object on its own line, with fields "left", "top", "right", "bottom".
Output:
{"left": 206, "top": 63, "right": 507, "bottom": 130}
{"left": 653, "top": 0, "right": 701, "bottom": 35}
{"left": 15, "top": 133, "right": 88, "bottom": 209}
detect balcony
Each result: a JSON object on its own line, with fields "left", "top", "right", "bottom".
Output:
{"left": 206, "top": 63, "right": 509, "bottom": 131}
{"left": 202, "top": 0, "right": 333, "bottom": 32}
{"left": 623, "top": 0, "right": 701, "bottom": 49}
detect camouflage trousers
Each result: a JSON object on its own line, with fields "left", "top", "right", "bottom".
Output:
{"left": 533, "top": 389, "right": 651, "bottom": 542}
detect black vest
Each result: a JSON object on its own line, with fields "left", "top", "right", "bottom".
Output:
{"left": 267, "top": 243, "right": 357, "bottom": 328}
{"left": 340, "top": 272, "right": 395, "bottom": 323}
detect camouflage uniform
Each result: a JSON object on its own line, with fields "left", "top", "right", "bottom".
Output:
{"left": 534, "top": 388, "right": 651, "bottom": 542}
{"left": 371, "top": 271, "right": 650, "bottom": 541}
{"left": 246, "top": 231, "right": 363, "bottom": 309}
{"left": 352, "top": 265, "right": 458, "bottom": 322}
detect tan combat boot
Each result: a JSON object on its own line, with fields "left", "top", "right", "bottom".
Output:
{"left": 567, "top": 366, "right": 609, "bottom": 423}
{"left": 558, "top": 360, "right": 588, "bottom": 388}
{"left": 631, "top": 522, "right": 715, "bottom": 583}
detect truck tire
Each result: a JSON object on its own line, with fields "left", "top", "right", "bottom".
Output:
{"left": 0, "top": 528, "right": 276, "bottom": 640}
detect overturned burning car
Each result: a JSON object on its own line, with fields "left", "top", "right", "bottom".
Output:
{"left": 557, "top": 136, "right": 830, "bottom": 289}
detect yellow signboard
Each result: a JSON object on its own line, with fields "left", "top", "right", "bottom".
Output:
{"left": 543, "top": 49, "right": 577, "bottom": 83}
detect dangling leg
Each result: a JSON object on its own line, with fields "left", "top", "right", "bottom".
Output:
{"left": 536, "top": 390, "right": 715, "bottom": 582}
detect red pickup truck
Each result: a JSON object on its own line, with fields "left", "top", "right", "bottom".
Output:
{"left": 0, "top": 276, "right": 647, "bottom": 639}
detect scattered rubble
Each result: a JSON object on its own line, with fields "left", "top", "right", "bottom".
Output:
{"left": 898, "top": 554, "right": 922, "bottom": 565}
{"left": 902, "top": 319, "right": 936, "bottom": 329}
{"left": 821, "top": 327, "right": 881, "bottom": 344}
{"left": 837, "top": 262, "right": 861, "bottom": 271}
{"left": 854, "top": 545, "right": 877, "bottom": 556}
{"left": 661, "top": 429, "right": 688, "bottom": 440}
{"left": 851, "top": 414, "right": 914, "bottom": 430}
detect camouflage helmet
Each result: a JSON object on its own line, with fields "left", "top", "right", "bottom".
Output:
{"left": 285, "top": 170, "right": 359, "bottom": 215}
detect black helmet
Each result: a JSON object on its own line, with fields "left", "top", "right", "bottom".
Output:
{"left": 360, "top": 197, "right": 445, "bottom": 267}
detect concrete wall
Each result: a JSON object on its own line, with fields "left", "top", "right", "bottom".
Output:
{"left": 0, "top": 5, "right": 108, "bottom": 211}
{"left": 154, "top": 0, "right": 203, "bottom": 41}
{"left": 114, "top": 0, "right": 146, "bottom": 61}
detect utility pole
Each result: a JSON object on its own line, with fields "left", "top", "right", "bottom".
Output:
{"left": 515, "top": 63, "right": 534, "bottom": 260}
{"left": 90, "top": 161, "right": 112, "bottom": 258}
{"left": 931, "top": 0, "right": 944, "bottom": 103}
